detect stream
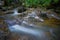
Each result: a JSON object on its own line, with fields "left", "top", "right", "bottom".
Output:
{"left": 0, "top": 7, "right": 60, "bottom": 40}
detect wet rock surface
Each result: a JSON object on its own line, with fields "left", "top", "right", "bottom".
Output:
{"left": 0, "top": 7, "right": 60, "bottom": 40}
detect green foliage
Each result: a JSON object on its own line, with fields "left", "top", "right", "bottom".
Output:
{"left": 5, "top": 0, "right": 13, "bottom": 6}
{"left": 53, "top": 0, "right": 59, "bottom": 3}
{"left": 4, "top": 0, "right": 59, "bottom": 7}
{"left": 40, "top": 0, "right": 51, "bottom": 7}
{"left": 23, "top": 0, "right": 59, "bottom": 7}
{"left": 23, "top": 0, "right": 40, "bottom": 7}
{"left": 24, "top": 0, "right": 40, "bottom": 7}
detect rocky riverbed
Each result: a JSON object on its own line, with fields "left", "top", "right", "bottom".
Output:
{"left": 0, "top": 7, "right": 60, "bottom": 40}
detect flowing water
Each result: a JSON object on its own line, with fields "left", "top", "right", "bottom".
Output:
{"left": 0, "top": 8, "right": 60, "bottom": 40}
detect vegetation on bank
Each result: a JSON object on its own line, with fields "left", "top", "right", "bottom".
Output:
{"left": 1, "top": 0, "right": 60, "bottom": 13}
{"left": 23, "top": 0, "right": 59, "bottom": 7}
{"left": 4, "top": 0, "right": 59, "bottom": 7}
